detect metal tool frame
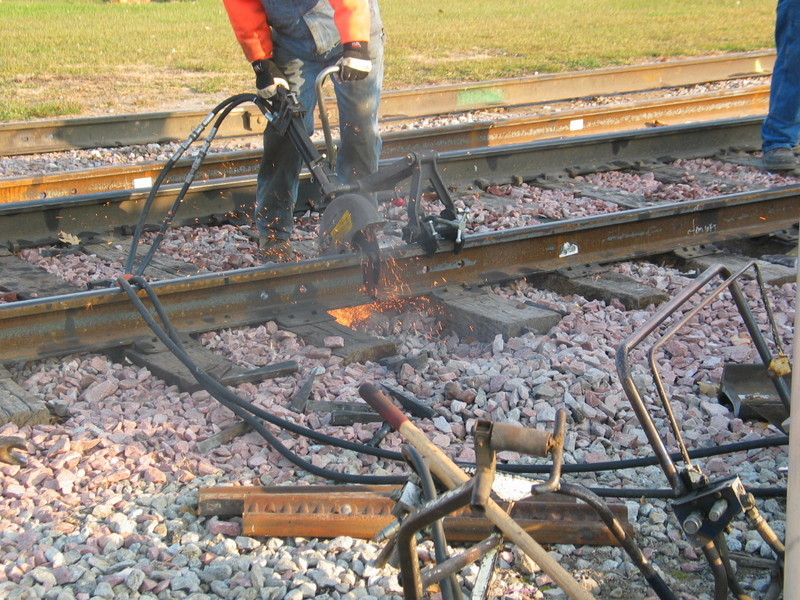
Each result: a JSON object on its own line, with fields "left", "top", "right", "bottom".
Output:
{"left": 615, "top": 262, "right": 788, "bottom": 599}
{"left": 264, "top": 71, "right": 469, "bottom": 256}
{"left": 388, "top": 406, "right": 676, "bottom": 600}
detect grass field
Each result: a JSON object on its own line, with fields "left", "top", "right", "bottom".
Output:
{"left": 0, "top": 0, "right": 778, "bottom": 121}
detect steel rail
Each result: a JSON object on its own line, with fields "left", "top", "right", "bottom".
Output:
{"left": 0, "top": 182, "right": 796, "bottom": 364}
{"left": 0, "top": 51, "right": 774, "bottom": 157}
{"left": 0, "top": 84, "right": 770, "bottom": 204}
{"left": 0, "top": 116, "right": 769, "bottom": 247}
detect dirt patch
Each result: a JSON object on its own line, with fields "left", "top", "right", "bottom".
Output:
{"left": 8, "top": 67, "right": 247, "bottom": 119}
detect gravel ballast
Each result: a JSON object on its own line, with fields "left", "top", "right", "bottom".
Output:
{"left": 0, "top": 89, "right": 796, "bottom": 599}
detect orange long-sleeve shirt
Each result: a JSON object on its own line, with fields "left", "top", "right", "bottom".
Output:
{"left": 222, "top": 0, "right": 371, "bottom": 63}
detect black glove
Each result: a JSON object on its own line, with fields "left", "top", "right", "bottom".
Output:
{"left": 338, "top": 41, "right": 371, "bottom": 82}
{"left": 251, "top": 58, "right": 289, "bottom": 98}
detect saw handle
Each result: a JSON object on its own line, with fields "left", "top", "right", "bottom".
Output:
{"left": 488, "top": 422, "right": 553, "bottom": 457}
{"left": 315, "top": 65, "right": 341, "bottom": 168}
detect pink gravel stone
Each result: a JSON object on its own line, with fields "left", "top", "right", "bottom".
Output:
{"left": 196, "top": 460, "right": 219, "bottom": 476}
{"left": 3, "top": 483, "right": 25, "bottom": 499}
{"left": 208, "top": 520, "right": 241, "bottom": 536}
{"left": 154, "top": 579, "right": 171, "bottom": 593}
{"left": 82, "top": 379, "right": 119, "bottom": 402}
{"left": 306, "top": 348, "right": 332, "bottom": 359}
{"left": 324, "top": 336, "right": 345, "bottom": 348}
{"left": 47, "top": 437, "right": 71, "bottom": 456}
{"left": 18, "top": 468, "right": 51, "bottom": 487}
{"left": 105, "top": 573, "right": 126, "bottom": 586}
{"left": 143, "top": 467, "right": 168, "bottom": 484}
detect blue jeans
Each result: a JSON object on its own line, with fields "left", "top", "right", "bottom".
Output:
{"left": 762, "top": 0, "right": 800, "bottom": 152}
{"left": 255, "top": 27, "right": 384, "bottom": 240}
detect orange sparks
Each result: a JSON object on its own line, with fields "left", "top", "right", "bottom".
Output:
{"left": 329, "top": 302, "right": 383, "bottom": 327}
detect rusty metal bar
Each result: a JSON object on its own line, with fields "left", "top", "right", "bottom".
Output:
{"left": 198, "top": 484, "right": 400, "bottom": 517}
{"left": 0, "top": 51, "right": 774, "bottom": 157}
{"left": 242, "top": 491, "right": 397, "bottom": 539}
{"left": 0, "top": 184, "right": 796, "bottom": 365}
{"left": 420, "top": 534, "right": 503, "bottom": 591}
{"left": 442, "top": 497, "right": 632, "bottom": 546}
{"left": 0, "top": 85, "right": 770, "bottom": 204}
{"left": 198, "top": 484, "right": 633, "bottom": 545}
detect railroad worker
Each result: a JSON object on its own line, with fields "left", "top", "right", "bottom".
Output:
{"left": 761, "top": 0, "right": 800, "bottom": 171}
{"left": 221, "top": 0, "right": 385, "bottom": 259}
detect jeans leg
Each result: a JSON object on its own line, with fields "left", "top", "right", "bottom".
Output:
{"left": 332, "top": 31, "right": 384, "bottom": 189}
{"left": 255, "top": 50, "right": 322, "bottom": 240}
{"left": 256, "top": 127, "right": 302, "bottom": 240}
{"left": 762, "top": 0, "right": 800, "bottom": 152}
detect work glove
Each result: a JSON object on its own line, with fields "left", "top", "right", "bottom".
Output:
{"left": 252, "top": 58, "right": 289, "bottom": 98}
{"left": 338, "top": 41, "right": 371, "bottom": 82}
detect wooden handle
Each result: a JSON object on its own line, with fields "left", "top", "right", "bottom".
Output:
{"left": 359, "top": 383, "right": 409, "bottom": 430}
{"left": 381, "top": 403, "right": 595, "bottom": 600}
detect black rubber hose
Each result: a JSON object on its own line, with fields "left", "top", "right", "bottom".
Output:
{"left": 557, "top": 482, "right": 677, "bottom": 600}
{"left": 403, "top": 445, "right": 463, "bottom": 600}
{"left": 589, "top": 486, "right": 786, "bottom": 499}
{"left": 118, "top": 277, "right": 405, "bottom": 484}
{"left": 125, "top": 93, "right": 257, "bottom": 276}
{"left": 117, "top": 278, "right": 789, "bottom": 488}
{"left": 714, "top": 535, "right": 756, "bottom": 600}
{"left": 133, "top": 94, "right": 259, "bottom": 277}
{"left": 499, "top": 436, "right": 789, "bottom": 475}
{"left": 123, "top": 276, "right": 406, "bottom": 460}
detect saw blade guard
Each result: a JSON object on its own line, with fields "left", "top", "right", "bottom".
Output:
{"left": 318, "top": 193, "right": 384, "bottom": 255}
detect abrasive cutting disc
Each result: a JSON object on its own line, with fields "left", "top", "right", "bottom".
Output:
{"left": 318, "top": 193, "right": 384, "bottom": 255}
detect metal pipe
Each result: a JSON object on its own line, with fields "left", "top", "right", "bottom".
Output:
{"left": 713, "top": 534, "right": 756, "bottom": 600}
{"left": 359, "top": 382, "right": 596, "bottom": 600}
{"left": 420, "top": 534, "right": 503, "bottom": 589}
{"left": 616, "top": 264, "right": 729, "bottom": 492}
{"left": 744, "top": 497, "right": 786, "bottom": 558}
{"left": 617, "top": 261, "right": 787, "bottom": 492}
{"left": 314, "top": 65, "right": 341, "bottom": 169}
{"left": 557, "top": 483, "right": 677, "bottom": 600}
{"left": 645, "top": 262, "right": 754, "bottom": 471}
{"left": 701, "top": 540, "right": 729, "bottom": 600}
{"left": 403, "top": 444, "right": 463, "bottom": 600}
{"left": 486, "top": 422, "right": 552, "bottom": 457}
{"left": 396, "top": 481, "right": 475, "bottom": 600}
{"left": 531, "top": 409, "right": 567, "bottom": 495}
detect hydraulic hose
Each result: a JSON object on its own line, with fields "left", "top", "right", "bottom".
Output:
{"left": 114, "top": 277, "right": 792, "bottom": 488}
{"left": 589, "top": 486, "right": 786, "bottom": 499}
{"left": 125, "top": 93, "right": 266, "bottom": 277}
{"left": 403, "top": 444, "right": 463, "bottom": 600}
{"left": 557, "top": 482, "right": 677, "bottom": 600}
{"left": 117, "top": 276, "right": 405, "bottom": 485}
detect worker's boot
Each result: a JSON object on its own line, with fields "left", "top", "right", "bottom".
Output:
{"left": 258, "top": 234, "right": 294, "bottom": 262}
{"left": 762, "top": 147, "right": 798, "bottom": 171}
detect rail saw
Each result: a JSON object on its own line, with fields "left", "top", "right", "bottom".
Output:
{"left": 262, "top": 68, "right": 468, "bottom": 265}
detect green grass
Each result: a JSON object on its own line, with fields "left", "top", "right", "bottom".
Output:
{"left": 0, "top": 0, "right": 777, "bottom": 120}
{"left": 0, "top": 99, "right": 84, "bottom": 121}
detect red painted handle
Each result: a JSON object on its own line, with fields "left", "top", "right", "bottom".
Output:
{"left": 359, "top": 383, "right": 409, "bottom": 430}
